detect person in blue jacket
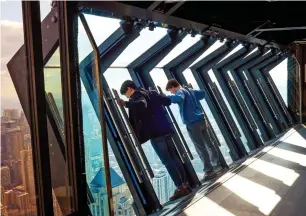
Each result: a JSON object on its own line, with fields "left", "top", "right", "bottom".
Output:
{"left": 166, "top": 79, "right": 223, "bottom": 181}
{"left": 117, "top": 80, "right": 190, "bottom": 201}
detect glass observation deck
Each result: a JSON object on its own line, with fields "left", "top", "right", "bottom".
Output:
{"left": 6, "top": 1, "right": 305, "bottom": 216}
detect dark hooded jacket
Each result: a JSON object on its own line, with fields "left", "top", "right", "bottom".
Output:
{"left": 125, "top": 88, "right": 174, "bottom": 144}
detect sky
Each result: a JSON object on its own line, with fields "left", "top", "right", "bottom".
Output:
{"left": 0, "top": 0, "right": 52, "bottom": 110}
{"left": 0, "top": 0, "right": 289, "bottom": 112}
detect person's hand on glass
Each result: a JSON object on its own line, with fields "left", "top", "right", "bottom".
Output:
{"left": 116, "top": 98, "right": 126, "bottom": 107}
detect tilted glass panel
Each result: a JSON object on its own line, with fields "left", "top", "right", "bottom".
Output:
{"left": 104, "top": 68, "right": 176, "bottom": 205}
{"left": 111, "top": 27, "right": 168, "bottom": 67}
{"left": 156, "top": 34, "right": 202, "bottom": 67}
{"left": 183, "top": 69, "right": 233, "bottom": 165}
{"left": 80, "top": 82, "right": 136, "bottom": 216}
{"left": 208, "top": 69, "right": 250, "bottom": 151}
{"left": 79, "top": 18, "right": 135, "bottom": 216}
{"left": 269, "top": 59, "right": 288, "bottom": 106}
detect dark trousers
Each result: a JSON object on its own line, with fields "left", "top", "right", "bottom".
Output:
{"left": 151, "top": 135, "right": 186, "bottom": 188}
{"left": 187, "top": 119, "right": 220, "bottom": 173}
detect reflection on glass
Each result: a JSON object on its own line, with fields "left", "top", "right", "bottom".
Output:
{"left": 43, "top": 49, "right": 72, "bottom": 215}
{"left": 111, "top": 27, "right": 168, "bottom": 67}
{"left": 183, "top": 69, "right": 233, "bottom": 165}
{"left": 79, "top": 17, "right": 135, "bottom": 215}
{"left": 156, "top": 34, "right": 202, "bottom": 67}
{"left": 208, "top": 70, "right": 250, "bottom": 151}
{"left": 269, "top": 59, "right": 288, "bottom": 106}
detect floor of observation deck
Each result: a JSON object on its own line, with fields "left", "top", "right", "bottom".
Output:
{"left": 151, "top": 125, "right": 306, "bottom": 216}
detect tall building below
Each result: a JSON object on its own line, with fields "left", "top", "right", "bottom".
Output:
{"left": 1, "top": 167, "right": 11, "bottom": 187}
{"left": 20, "top": 150, "right": 36, "bottom": 204}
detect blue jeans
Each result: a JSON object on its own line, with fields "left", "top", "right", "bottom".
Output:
{"left": 187, "top": 119, "right": 220, "bottom": 173}
{"left": 150, "top": 135, "right": 186, "bottom": 188}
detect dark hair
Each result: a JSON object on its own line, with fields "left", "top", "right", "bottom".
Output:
{"left": 120, "top": 80, "right": 137, "bottom": 95}
{"left": 166, "top": 79, "right": 180, "bottom": 91}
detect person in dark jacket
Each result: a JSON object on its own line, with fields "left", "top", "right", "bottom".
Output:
{"left": 166, "top": 79, "right": 224, "bottom": 181}
{"left": 117, "top": 80, "right": 190, "bottom": 201}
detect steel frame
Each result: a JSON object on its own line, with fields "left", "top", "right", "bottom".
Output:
{"left": 190, "top": 42, "right": 250, "bottom": 157}
{"left": 236, "top": 50, "right": 284, "bottom": 135}
{"left": 21, "top": 2, "right": 54, "bottom": 215}
{"left": 249, "top": 54, "right": 290, "bottom": 131}
{"left": 127, "top": 28, "right": 201, "bottom": 188}
{"left": 229, "top": 49, "right": 276, "bottom": 139}
{"left": 260, "top": 56, "right": 295, "bottom": 126}
{"left": 57, "top": 1, "right": 88, "bottom": 214}
{"left": 212, "top": 45, "right": 265, "bottom": 147}
{"left": 77, "top": 1, "right": 285, "bottom": 50}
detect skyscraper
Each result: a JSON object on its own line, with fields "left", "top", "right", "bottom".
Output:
{"left": 151, "top": 170, "right": 169, "bottom": 204}
{"left": 5, "top": 128, "right": 24, "bottom": 161}
{"left": 20, "top": 150, "right": 36, "bottom": 204}
{"left": 16, "top": 192, "right": 30, "bottom": 215}
{"left": 3, "top": 109, "right": 19, "bottom": 120}
{"left": 1, "top": 167, "right": 11, "bottom": 187}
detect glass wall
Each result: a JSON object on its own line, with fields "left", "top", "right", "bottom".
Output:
{"left": 43, "top": 49, "right": 72, "bottom": 215}
{"left": 78, "top": 14, "right": 136, "bottom": 215}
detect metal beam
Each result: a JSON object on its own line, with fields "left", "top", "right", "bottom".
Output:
{"left": 226, "top": 47, "right": 275, "bottom": 140}
{"left": 57, "top": 1, "right": 87, "bottom": 214}
{"left": 147, "top": 1, "right": 161, "bottom": 11}
{"left": 165, "top": 1, "right": 186, "bottom": 15}
{"left": 236, "top": 50, "right": 283, "bottom": 136}
{"left": 254, "top": 26, "right": 306, "bottom": 32}
{"left": 250, "top": 53, "right": 290, "bottom": 130}
{"left": 213, "top": 46, "right": 266, "bottom": 147}
{"left": 191, "top": 42, "right": 249, "bottom": 158}
{"left": 78, "top": 1, "right": 285, "bottom": 49}
{"left": 21, "top": 1, "right": 54, "bottom": 215}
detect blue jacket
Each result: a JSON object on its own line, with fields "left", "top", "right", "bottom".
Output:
{"left": 168, "top": 88, "right": 205, "bottom": 125}
{"left": 126, "top": 88, "right": 174, "bottom": 144}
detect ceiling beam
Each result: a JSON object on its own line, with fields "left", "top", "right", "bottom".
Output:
{"left": 166, "top": 1, "right": 186, "bottom": 15}
{"left": 255, "top": 26, "right": 306, "bottom": 32}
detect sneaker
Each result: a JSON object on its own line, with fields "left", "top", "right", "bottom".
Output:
{"left": 169, "top": 187, "right": 190, "bottom": 201}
